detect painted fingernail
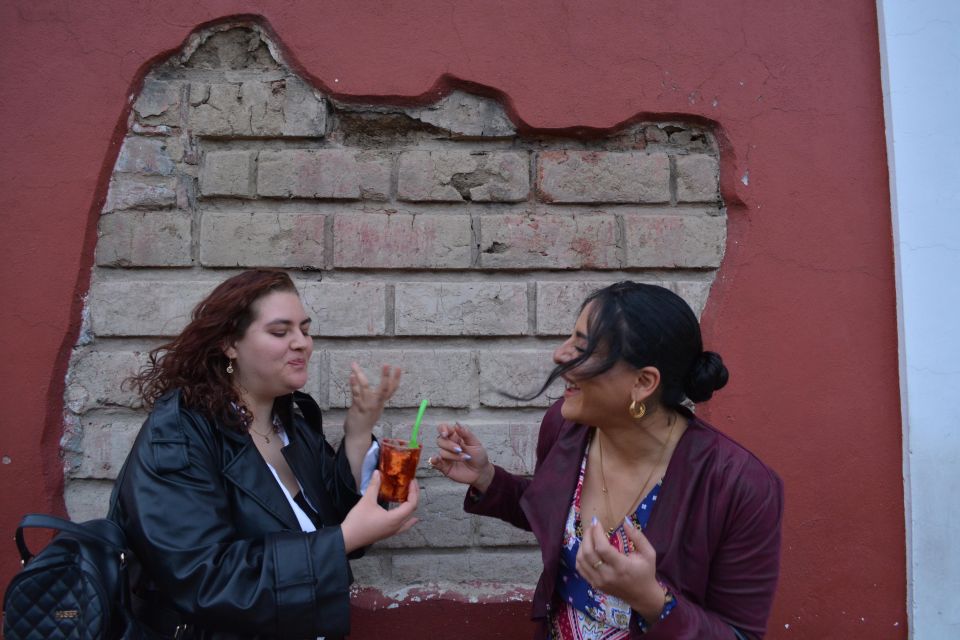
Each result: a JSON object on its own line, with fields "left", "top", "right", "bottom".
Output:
{"left": 624, "top": 517, "right": 632, "bottom": 528}
{"left": 591, "top": 516, "right": 599, "bottom": 526}
{"left": 454, "top": 446, "right": 463, "bottom": 453}
{"left": 461, "top": 453, "right": 473, "bottom": 461}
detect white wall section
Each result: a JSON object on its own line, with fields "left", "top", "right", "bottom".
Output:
{"left": 877, "top": 1, "right": 960, "bottom": 637}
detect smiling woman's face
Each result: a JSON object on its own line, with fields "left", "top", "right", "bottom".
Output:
{"left": 224, "top": 291, "right": 313, "bottom": 401}
{"left": 552, "top": 303, "right": 639, "bottom": 427}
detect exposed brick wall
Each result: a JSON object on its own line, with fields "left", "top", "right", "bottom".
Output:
{"left": 63, "top": 23, "right": 725, "bottom": 598}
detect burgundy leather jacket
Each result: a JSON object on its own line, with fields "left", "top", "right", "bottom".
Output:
{"left": 464, "top": 400, "right": 783, "bottom": 639}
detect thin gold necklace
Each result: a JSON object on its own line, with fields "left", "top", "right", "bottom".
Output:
{"left": 248, "top": 414, "right": 282, "bottom": 444}
{"left": 596, "top": 414, "right": 677, "bottom": 533}
{"left": 249, "top": 425, "right": 274, "bottom": 444}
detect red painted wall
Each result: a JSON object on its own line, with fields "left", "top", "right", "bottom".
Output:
{"left": 0, "top": 1, "right": 903, "bottom": 637}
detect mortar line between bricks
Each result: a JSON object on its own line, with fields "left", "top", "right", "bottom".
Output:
{"left": 616, "top": 213, "right": 627, "bottom": 268}
{"left": 528, "top": 149, "right": 538, "bottom": 204}
{"left": 323, "top": 212, "right": 334, "bottom": 270}
{"left": 88, "top": 266, "right": 720, "bottom": 283}
{"left": 669, "top": 154, "right": 678, "bottom": 206}
{"left": 385, "top": 284, "right": 396, "bottom": 336}
{"left": 527, "top": 282, "right": 537, "bottom": 335}
{"left": 469, "top": 212, "right": 481, "bottom": 267}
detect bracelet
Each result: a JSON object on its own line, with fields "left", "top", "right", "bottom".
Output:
{"left": 637, "top": 581, "right": 676, "bottom": 633}
{"left": 657, "top": 580, "right": 677, "bottom": 620}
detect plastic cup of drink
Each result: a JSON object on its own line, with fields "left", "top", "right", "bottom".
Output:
{"left": 378, "top": 438, "right": 421, "bottom": 503}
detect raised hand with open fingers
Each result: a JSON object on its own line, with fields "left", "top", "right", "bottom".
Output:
{"left": 344, "top": 362, "right": 401, "bottom": 439}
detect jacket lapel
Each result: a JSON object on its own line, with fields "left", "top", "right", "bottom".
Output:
{"left": 221, "top": 441, "right": 301, "bottom": 531}
{"left": 282, "top": 427, "right": 340, "bottom": 527}
{"left": 520, "top": 421, "right": 590, "bottom": 575}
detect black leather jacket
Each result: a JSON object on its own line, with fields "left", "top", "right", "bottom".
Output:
{"left": 110, "top": 390, "right": 363, "bottom": 639}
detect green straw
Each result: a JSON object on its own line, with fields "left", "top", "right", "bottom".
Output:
{"left": 409, "top": 398, "right": 429, "bottom": 448}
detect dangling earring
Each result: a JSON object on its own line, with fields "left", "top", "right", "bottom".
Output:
{"left": 629, "top": 399, "right": 646, "bottom": 419}
{"left": 226, "top": 360, "right": 235, "bottom": 374}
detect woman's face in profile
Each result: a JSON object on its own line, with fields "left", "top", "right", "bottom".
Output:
{"left": 226, "top": 291, "right": 314, "bottom": 400}
{"left": 553, "top": 304, "right": 637, "bottom": 426}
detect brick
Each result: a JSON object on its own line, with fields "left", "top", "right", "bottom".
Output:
{"left": 392, "top": 549, "right": 542, "bottom": 585}
{"left": 184, "top": 29, "right": 280, "bottom": 71}
{"left": 622, "top": 211, "right": 726, "bottom": 268}
{"left": 333, "top": 214, "right": 472, "bottom": 269}
{"left": 189, "top": 81, "right": 284, "bottom": 136}
{"left": 65, "top": 350, "right": 149, "bottom": 413}
{"left": 348, "top": 554, "right": 391, "bottom": 586}
{"left": 398, "top": 150, "right": 529, "bottom": 202}
{"left": 70, "top": 415, "right": 143, "bottom": 479}
{"left": 298, "top": 281, "right": 387, "bottom": 337}
{"left": 303, "top": 352, "right": 326, "bottom": 404}
{"left": 200, "top": 151, "right": 255, "bottom": 197}
{"left": 88, "top": 280, "right": 212, "bottom": 336}
{"left": 676, "top": 154, "right": 720, "bottom": 203}
{"left": 258, "top": 150, "right": 389, "bottom": 200}
{"left": 412, "top": 90, "right": 516, "bottom": 138}
{"left": 281, "top": 76, "right": 327, "bottom": 137}
{"left": 479, "top": 351, "right": 561, "bottom": 408}
{"left": 199, "top": 211, "right": 325, "bottom": 268}
{"left": 394, "top": 282, "right": 528, "bottom": 336}
{"left": 478, "top": 214, "right": 619, "bottom": 269}
{"left": 535, "top": 279, "right": 714, "bottom": 335}
{"left": 133, "top": 79, "right": 183, "bottom": 126}
{"left": 96, "top": 211, "right": 192, "bottom": 267}
{"left": 661, "top": 280, "right": 713, "bottom": 319}
{"left": 327, "top": 350, "right": 476, "bottom": 408}
{"left": 103, "top": 175, "right": 177, "bottom": 211}
{"left": 376, "top": 479, "right": 474, "bottom": 548}
{"left": 115, "top": 137, "right": 175, "bottom": 175}
{"left": 64, "top": 479, "right": 114, "bottom": 521}
{"left": 188, "top": 76, "right": 325, "bottom": 137}
{"left": 537, "top": 151, "right": 670, "bottom": 203}
{"left": 355, "top": 155, "right": 392, "bottom": 201}
{"left": 468, "top": 422, "right": 540, "bottom": 476}
{"left": 477, "top": 515, "right": 539, "bottom": 546}
{"left": 535, "top": 281, "right": 611, "bottom": 335}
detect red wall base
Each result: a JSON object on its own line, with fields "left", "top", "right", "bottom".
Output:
{"left": 350, "top": 601, "right": 535, "bottom": 639}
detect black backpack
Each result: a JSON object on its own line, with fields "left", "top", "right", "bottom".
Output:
{"left": 2, "top": 514, "right": 144, "bottom": 640}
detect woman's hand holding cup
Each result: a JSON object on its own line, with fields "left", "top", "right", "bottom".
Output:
{"left": 340, "top": 471, "right": 419, "bottom": 553}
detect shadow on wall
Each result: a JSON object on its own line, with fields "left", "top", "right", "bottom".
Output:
{"left": 62, "top": 20, "right": 726, "bottom": 606}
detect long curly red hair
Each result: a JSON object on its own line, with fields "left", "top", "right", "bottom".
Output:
{"left": 126, "top": 269, "right": 299, "bottom": 431}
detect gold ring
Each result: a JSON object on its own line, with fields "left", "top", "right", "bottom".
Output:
{"left": 593, "top": 560, "right": 604, "bottom": 569}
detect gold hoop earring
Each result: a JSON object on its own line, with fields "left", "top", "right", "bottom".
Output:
{"left": 628, "top": 399, "right": 646, "bottom": 419}
{"left": 226, "top": 360, "right": 235, "bottom": 374}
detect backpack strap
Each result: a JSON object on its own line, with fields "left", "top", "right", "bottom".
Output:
{"left": 15, "top": 514, "right": 124, "bottom": 563}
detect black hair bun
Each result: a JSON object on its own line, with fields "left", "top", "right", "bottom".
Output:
{"left": 684, "top": 351, "right": 729, "bottom": 402}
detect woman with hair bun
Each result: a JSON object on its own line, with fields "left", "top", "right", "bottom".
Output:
{"left": 111, "top": 269, "right": 419, "bottom": 639}
{"left": 431, "top": 282, "right": 783, "bottom": 639}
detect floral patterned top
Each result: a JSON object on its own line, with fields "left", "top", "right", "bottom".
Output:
{"left": 549, "top": 436, "right": 675, "bottom": 639}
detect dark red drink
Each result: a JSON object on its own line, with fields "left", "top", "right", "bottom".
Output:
{"left": 378, "top": 438, "right": 421, "bottom": 503}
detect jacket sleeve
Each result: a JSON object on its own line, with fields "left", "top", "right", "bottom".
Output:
{"left": 463, "top": 464, "right": 533, "bottom": 529}
{"left": 640, "top": 460, "right": 784, "bottom": 639}
{"left": 117, "top": 407, "right": 352, "bottom": 638}
{"left": 462, "top": 400, "right": 567, "bottom": 531}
